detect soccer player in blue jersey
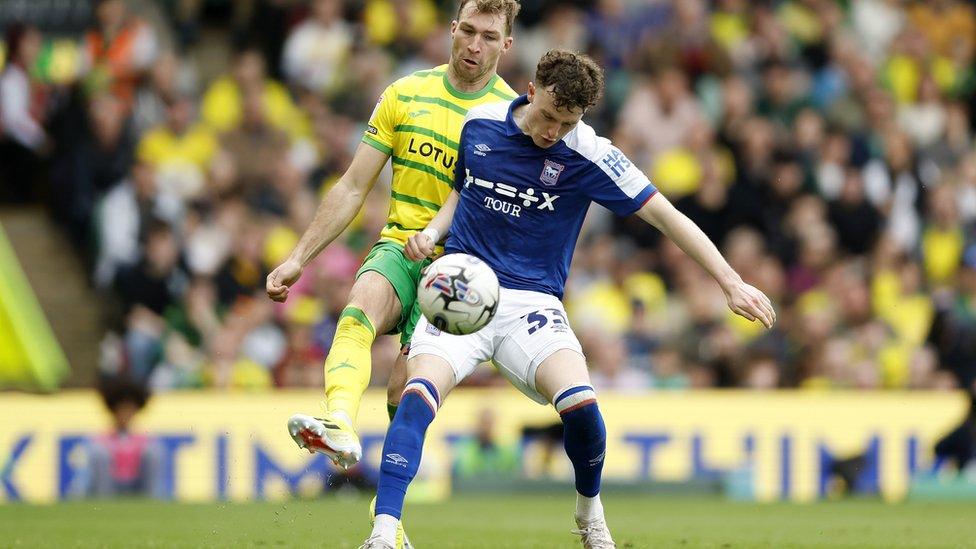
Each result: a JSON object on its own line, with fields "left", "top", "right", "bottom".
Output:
{"left": 360, "top": 50, "right": 776, "bottom": 549}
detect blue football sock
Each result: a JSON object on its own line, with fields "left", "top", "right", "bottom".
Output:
{"left": 554, "top": 384, "right": 606, "bottom": 498}
{"left": 375, "top": 378, "right": 440, "bottom": 519}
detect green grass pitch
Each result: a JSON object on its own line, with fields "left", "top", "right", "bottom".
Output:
{"left": 2, "top": 495, "right": 975, "bottom": 548}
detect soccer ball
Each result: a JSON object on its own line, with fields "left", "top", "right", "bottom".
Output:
{"left": 417, "top": 253, "right": 500, "bottom": 335}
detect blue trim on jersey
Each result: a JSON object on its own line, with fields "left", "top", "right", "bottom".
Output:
{"left": 445, "top": 95, "right": 657, "bottom": 298}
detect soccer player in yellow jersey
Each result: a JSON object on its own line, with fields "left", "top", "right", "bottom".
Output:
{"left": 267, "top": 0, "right": 519, "bottom": 469}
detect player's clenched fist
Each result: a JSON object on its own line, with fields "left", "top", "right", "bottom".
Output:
{"left": 266, "top": 258, "right": 304, "bottom": 302}
{"left": 404, "top": 232, "right": 435, "bottom": 261}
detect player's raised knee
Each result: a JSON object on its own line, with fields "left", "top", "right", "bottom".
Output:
{"left": 401, "top": 377, "right": 441, "bottom": 415}
{"left": 553, "top": 384, "right": 598, "bottom": 416}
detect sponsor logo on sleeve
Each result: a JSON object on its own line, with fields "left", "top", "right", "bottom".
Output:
{"left": 600, "top": 148, "right": 632, "bottom": 178}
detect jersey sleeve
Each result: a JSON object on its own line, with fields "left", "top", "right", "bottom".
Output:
{"left": 586, "top": 144, "right": 657, "bottom": 216}
{"left": 362, "top": 82, "right": 398, "bottom": 155}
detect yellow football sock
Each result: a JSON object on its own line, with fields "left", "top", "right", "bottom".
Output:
{"left": 324, "top": 306, "right": 376, "bottom": 423}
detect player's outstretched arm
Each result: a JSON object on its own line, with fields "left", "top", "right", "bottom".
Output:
{"left": 266, "top": 144, "right": 389, "bottom": 303}
{"left": 637, "top": 193, "right": 776, "bottom": 328}
{"left": 404, "top": 190, "right": 460, "bottom": 261}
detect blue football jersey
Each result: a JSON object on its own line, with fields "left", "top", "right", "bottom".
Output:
{"left": 445, "top": 95, "right": 657, "bottom": 298}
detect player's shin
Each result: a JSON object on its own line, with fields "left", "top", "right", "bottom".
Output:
{"left": 386, "top": 348, "right": 410, "bottom": 422}
{"left": 374, "top": 378, "right": 441, "bottom": 521}
{"left": 324, "top": 306, "right": 376, "bottom": 423}
{"left": 554, "top": 384, "right": 607, "bottom": 521}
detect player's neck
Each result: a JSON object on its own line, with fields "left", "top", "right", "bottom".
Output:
{"left": 445, "top": 65, "right": 495, "bottom": 94}
{"left": 511, "top": 103, "right": 529, "bottom": 134}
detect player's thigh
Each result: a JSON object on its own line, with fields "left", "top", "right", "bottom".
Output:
{"left": 405, "top": 352, "right": 458, "bottom": 402}
{"left": 534, "top": 349, "right": 591, "bottom": 403}
{"left": 346, "top": 271, "right": 403, "bottom": 334}
{"left": 493, "top": 304, "right": 585, "bottom": 404}
{"left": 408, "top": 314, "right": 493, "bottom": 400}
{"left": 354, "top": 241, "right": 431, "bottom": 338}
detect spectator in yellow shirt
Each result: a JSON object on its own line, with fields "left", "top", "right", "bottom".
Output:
{"left": 362, "top": 0, "right": 438, "bottom": 52}
{"left": 136, "top": 94, "right": 217, "bottom": 200}
{"left": 201, "top": 47, "right": 309, "bottom": 141}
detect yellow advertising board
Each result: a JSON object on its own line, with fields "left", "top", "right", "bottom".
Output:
{"left": 0, "top": 390, "right": 967, "bottom": 503}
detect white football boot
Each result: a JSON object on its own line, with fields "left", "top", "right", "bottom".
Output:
{"left": 358, "top": 535, "right": 396, "bottom": 549}
{"left": 287, "top": 412, "right": 362, "bottom": 468}
{"left": 572, "top": 515, "right": 616, "bottom": 548}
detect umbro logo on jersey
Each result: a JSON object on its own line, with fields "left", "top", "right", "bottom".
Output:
{"left": 408, "top": 109, "right": 431, "bottom": 118}
{"left": 474, "top": 143, "right": 491, "bottom": 156}
{"left": 385, "top": 453, "right": 409, "bottom": 467}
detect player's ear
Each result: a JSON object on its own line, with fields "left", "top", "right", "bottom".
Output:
{"left": 450, "top": 20, "right": 458, "bottom": 34}
{"left": 527, "top": 81, "right": 535, "bottom": 101}
{"left": 502, "top": 36, "right": 513, "bottom": 53}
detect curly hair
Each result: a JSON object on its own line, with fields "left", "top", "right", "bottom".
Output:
{"left": 456, "top": 0, "right": 521, "bottom": 36}
{"left": 534, "top": 49, "right": 605, "bottom": 112}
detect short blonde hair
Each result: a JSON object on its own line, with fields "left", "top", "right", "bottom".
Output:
{"left": 456, "top": 0, "right": 521, "bottom": 36}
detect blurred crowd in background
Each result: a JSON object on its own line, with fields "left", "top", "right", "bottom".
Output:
{"left": 2, "top": 0, "right": 976, "bottom": 399}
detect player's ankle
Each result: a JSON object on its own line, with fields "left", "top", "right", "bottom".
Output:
{"left": 575, "top": 493, "right": 604, "bottom": 522}
{"left": 331, "top": 409, "right": 353, "bottom": 427}
{"left": 372, "top": 513, "right": 399, "bottom": 544}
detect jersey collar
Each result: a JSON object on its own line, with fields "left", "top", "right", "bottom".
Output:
{"left": 505, "top": 94, "right": 531, "bottom": 137}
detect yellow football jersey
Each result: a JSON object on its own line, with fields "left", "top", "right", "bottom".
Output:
{"left": 362, "top": 65, "right": 517, "bottom": 247}
{"left": 137, "top": 123, "right": 218, "bottom": 169}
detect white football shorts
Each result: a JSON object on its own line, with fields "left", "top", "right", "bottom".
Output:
{"left": 408, "top": 287, "right": 584, "bottom": 404}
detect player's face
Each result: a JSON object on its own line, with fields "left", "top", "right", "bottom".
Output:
{"left": 522, "top": 82, "right": 584, "bottom": 148}
{"left": 449, "top": 4, "right": 513, "bottom": 85}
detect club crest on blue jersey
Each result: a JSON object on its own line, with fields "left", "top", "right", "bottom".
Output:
{"left": 540, "top": 159, "right": 565, "bottom": 186}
